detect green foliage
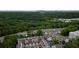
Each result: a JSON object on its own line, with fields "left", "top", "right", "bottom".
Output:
{"left": 61, "top": 28, "right": 69, "bottom": 36}
{"left": 53, "top": 38, "right": 59, "bottom": 44}
{"left": 1, "top": 35, "right": 17, "bottom": 48}
{"left": 36, "top": 29, "right": 43, "bottom": 36}
{"left": 0, "top": 12, "right": 79, "bottom": 37}
{"left": 27, "top": 29, "right": 43, "bottom": 37}
{"left": 61, "top": 25, "right": 79, "bottom": 36}
{"left": 64, "top": 38, "right": 79, "bottom": 48}
{"left": 0, "top": 42, "right": 2, "bottom": 48}
{"left": 0, "top": 19, "right": 67, "bottom": 37}
{"left": 27, "top": 30, "right": 35, "bottom": 37}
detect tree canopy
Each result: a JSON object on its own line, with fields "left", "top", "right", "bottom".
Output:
{"left": 0, "top": 11, "right": 79, "bottom": 37}
{"left": 1, "top": 35, "right": 17, "bottom": 48}
{"left": 64, "top": 38, "right": 79, "bottom": 48}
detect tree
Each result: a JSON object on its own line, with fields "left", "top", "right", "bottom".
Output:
{"left": 53, "top": 38, "right": 59, "bottom": 44}
{"left": 2, "top": 35, "right": 17, "bottom": 48}
{"left": 64, "top": 38, "right": 79, "bottom": 48}
{"left": 61, "top": 25, "right": 78, "bottom": 36}
{"left": 61, "top": 28, "right": 69, "bottom": 36}
{"left": 36, "top": 29, "right": 43, "bottom": 36}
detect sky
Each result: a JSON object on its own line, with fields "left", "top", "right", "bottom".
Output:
{"left": 0, "top": 0, "right": 79, "bottom": 11}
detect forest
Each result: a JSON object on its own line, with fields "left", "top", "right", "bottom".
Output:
{"left": 0, "top": 11, "right": 79, "bottom": 37}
